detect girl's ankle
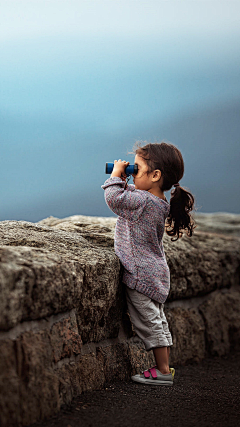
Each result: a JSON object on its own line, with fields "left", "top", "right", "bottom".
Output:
{"left": 157, "top": 365, "right": 170, "bottom": 375}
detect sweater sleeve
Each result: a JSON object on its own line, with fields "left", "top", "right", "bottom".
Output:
{"left": 101, "top": 177, "right": 147, "bottom": 221}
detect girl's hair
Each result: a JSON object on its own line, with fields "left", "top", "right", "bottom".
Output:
{"left": 131, "top": 141, "right": 196, "bottom": 241}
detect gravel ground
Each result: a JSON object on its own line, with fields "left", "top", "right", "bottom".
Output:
{"left": 31, "top": 350, "right": 240, "bottom": 427}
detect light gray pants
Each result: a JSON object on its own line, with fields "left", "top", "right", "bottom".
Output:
{"left": 126, "top": 287, "right": 173, "bottom": 351}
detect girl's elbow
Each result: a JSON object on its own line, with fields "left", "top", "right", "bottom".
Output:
{"left": 105, "top": 192, "right": 116, "bottom": 210}
{"left": 104, "top": 196, "right": 121, "bottom": 216}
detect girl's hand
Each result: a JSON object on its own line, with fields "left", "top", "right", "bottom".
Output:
{"left": 111, "top": 159, "right": 130, "bottom": 179}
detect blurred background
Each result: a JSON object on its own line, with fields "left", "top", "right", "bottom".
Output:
{"left": 1, "top": 0, "right": 240, "bottom": 222}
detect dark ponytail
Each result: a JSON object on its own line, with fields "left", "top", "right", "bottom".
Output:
{"left": 165, "top": 184, "right": 196, "bottom": 241}
{"left": 132, "top": 141, "right": 196, "bottom": 241}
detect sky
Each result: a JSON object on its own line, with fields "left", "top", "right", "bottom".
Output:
{"left": 0, "top": 1, "right": 240, "bottom": 221}
{"left": 1, "top": 1, "right": 240, "bottom": 40}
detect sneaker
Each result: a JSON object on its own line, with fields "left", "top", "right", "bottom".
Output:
{"left": 131, "top": 366, "right": 173, "bottom": 386}
{"left": 136, "top": 364, "right": 175, "bottom": 379}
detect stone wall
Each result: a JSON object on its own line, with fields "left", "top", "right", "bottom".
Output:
{"left": 0, "top": 213, "right": 240, "bottom": 427}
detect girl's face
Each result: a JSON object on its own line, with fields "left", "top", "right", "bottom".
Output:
{"left": 132, "top": 154, "right": 154, "bottom": 191}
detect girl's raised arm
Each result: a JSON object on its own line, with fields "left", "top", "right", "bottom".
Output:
{"left": 101, "top": 176, "right": 146, "bottom": 221}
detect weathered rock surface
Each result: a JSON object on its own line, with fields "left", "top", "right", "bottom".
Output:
{"left": 37, "top": 214, "right": 240, "bottom": 301}
{"left": 199, "top": 289, "right": 240, "bottom": 356}
{"left": 165, "top": 306, "right": 206, "bottom": 365}
{"left": 37, "top": 214, "right": 116, "bottom": 247}
{"left": 0, "top": 213, "right": 240, "bottom": 427}
{"left": 193, "top": 212, "right": 240, "bottom": 236}
{"left": 0, "top": 221, "right": 121, "bottom": 343}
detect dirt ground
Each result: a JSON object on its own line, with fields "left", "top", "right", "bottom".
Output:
{"left": 31, "top": 350, "right": 240, "bottom": 427}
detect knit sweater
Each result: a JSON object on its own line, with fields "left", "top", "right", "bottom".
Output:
{"left": 101, "top": 177, "right": 171, "bottom": 303}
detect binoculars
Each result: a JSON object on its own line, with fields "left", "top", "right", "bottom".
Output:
{"left": 105, "top": 163, "right": 138, "bottom": 176}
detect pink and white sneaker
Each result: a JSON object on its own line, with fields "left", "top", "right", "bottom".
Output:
{"left": 131, "top": 366, "right": 174, "bottom": 386}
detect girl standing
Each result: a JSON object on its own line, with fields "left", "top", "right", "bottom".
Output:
{"left": 102, "top": 142, "right": 195, "bottom": 385}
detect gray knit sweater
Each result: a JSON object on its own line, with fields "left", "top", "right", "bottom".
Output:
{"left": 101, "top": 176, "right": 171, "bottom": 303}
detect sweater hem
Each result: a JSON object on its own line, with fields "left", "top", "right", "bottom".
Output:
{"left": 123, "top": 273, "right": 169, "bottom": 304}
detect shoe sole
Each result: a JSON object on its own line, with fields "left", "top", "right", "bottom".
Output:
{"left": 131, "top": 376, "right": 173, "bottom": 386}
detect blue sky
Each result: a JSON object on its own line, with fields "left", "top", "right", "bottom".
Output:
{"left": 1, "top": 1, "right": 240, "bottom": 40}
{"left": 1, "top": 1, "right": 240, "bottom": 220}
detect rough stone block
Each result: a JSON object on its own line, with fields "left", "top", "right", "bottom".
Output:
{"left": 0, "top": 221, "right": 121, "bottom": 344}
{"left": 50, "top": 312, "right": 82, "bottom": 363}
{"left": 165, "top": 232, "right": 240, "bottom": 301}
{"left": 57, "top": 353, "right": 105, "bottom": 407}
{"left": 126, "top": 337, "right": 155, "bottom": 375}
{"left": 199, "top": 290, "right": 240, "bottom": 356}
{"left": 75, "top": 257, "right": 122, "bottom": 343}
{"left": 96, "top": 342, "right": 132, "bottom": 382}
{"left": 0, "top": 332, "right": 60, "bottom": 427}
{"left": 165, "top": 306, "right": 206, "bottom": 365}
{"left": 0, "top": 245, "right": 84, "bottom": 330}
{"left": 0, "top": 340, "right": 21, "bottom": 427}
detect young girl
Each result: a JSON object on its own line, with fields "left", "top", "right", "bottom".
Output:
{"left": 101, "top": 142, "right": 195, "bottom": 386}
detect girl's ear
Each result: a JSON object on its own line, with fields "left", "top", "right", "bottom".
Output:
{"left": 152, "top": 169, "right": 162, "bottom": 182}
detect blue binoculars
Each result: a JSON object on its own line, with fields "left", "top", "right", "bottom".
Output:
{"left": 105, "top": 163, "right": 138, "bottom": 176}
